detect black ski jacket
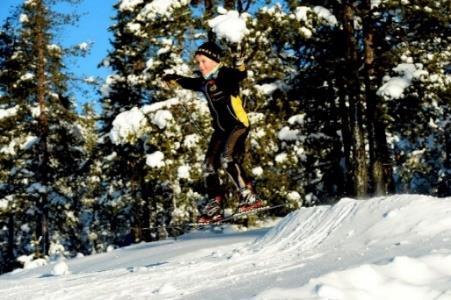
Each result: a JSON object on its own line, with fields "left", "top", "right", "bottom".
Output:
{"left": 173, "top": 66, "right": 249, "bottom": 132}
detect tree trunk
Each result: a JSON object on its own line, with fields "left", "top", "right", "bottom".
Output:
{"left": 35, "top": 0, "right": 50, "bottom": 257}
{"left": 341, "top": 1, "right": 368, "bottom": 198}
{"left": 224, "top": 0, "right": 235, "bottom": 10}
{"left": 439, "top": 122, "right": 450, "bottom": 196}
{"left": 6, "top": 213, "right": 15, "bottom": 272}
{"left": 362, "top": 0, "right": 394, "bottom": 196}
{"left": 336, "top": 73, "right": 354, "bottom": 196}
{"left": 204, "top": 0, "right": 215, "bottom": 41}
{"left": 327, "top": 81, "right": 346, "bottom": 197}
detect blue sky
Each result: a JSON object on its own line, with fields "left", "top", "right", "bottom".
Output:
{"left": 0, "top": 0, "right": 117, "bottom": 112}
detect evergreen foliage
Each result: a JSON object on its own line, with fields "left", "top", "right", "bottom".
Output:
{"left": 0, "top": 0, "right": 92, "bottom": 273}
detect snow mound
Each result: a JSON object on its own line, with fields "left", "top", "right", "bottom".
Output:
{"left": 51, "top": 261, "right": 70, "bottom": 276}
{"left": 256, "top": 253, "right": 451, "bottom": 300}
{"left": 2, "top": 195, "right": 451, "bottom": 300}
{"left": 249, "top": 195, "right": 451, "bottom": 254}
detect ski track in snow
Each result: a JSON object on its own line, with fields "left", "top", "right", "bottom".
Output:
{"left": 1, "top": 195, "right": 451, "bottom": 299}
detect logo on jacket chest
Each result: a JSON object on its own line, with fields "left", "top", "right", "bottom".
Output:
{"left": 207, "top": 80, "right": 218, "bottom": 92}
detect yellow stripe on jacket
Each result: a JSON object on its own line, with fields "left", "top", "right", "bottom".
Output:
{"left": 231, "top": 95, "right": 249, "bottom": 127}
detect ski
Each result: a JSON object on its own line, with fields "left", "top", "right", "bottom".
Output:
{"left": 186, "top": 203, "right": 286, "bottom": 228}
{"left": 139, "top": 204, "right": 285, "bottom": 232}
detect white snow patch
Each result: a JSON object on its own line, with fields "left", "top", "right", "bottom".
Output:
{"left": 21, "top": 136, "right": 39, "bottom": 150}
{"left": 294, "top": 6, "right": 311, "bottom": 22}
{"left": 257, "top": 254, "right": 451, "bottom": 300}
{"left": 78, "top": 42, "right": 90, "bottom": 51}
{"left": 20, "top": 72, "right": 34, "bottom": 81}
{"left": 146, "top": 151, "right": 165, "bottom": 168}
{"left": 109, "top": 107, "right": 148, "bottom": 145}
{"left": 183, "top": 134, "right": 200, "bottom": 148}
{"left": 278, "top": 126, "right": 300, "bottom": 141}
{"left": 137, "top": 0, "right": 190, "bottom": 20}
{"left": 177, "top": 165, "right": 191, "bottom": 179}
{"left": 151, "top": 109, "right": 173, "bottom": 129}
{"left": 141, "top": 98, "right": 180, "bottom": 114}
{"left": 16, "top": 255, "right": 48, "bottom": 270}
{"left": 0, "top": 105, "right": 19, "bottom": 121}
{"left": 252, "top": 166, "right": 264, "bottom": 177}
{"left": 126, "top": 22, "right": 141, "bottom": 34}
{"left": 51, "top": 261, "right": 70, "bottom": 276}
{"left": 299, "top": 26, "right": 313, "bottom": 38}
{"left": 377, "top": 63, "right": 429, "bottom": 99}
{"left": 313, "top": 6, "right": 338, "bottom": 25}
{"left": 255, "top": 80, "right": 287, "bottom": 95}
{"left": 287, "top": 191, "right": 301, "bottom": 202}
{"left": 275, "top": 152, "right": 288, "bottom": 163}
{"left": 119, "top": 0, "right": 143, "bottom": 12}
{"left": 0, "top": 196, "right": 11, "bottom": 210}
{"left": 208, "top": 8, "right": 249, "bottom": 43}
{"left": 288, "top": 114, "right": 305, "bottom": 126}
{"left": 153, "top": 282, "right": 177, "bottom": 295}
{"left": 19, "top": 14, "right": 29, "bottom": 23}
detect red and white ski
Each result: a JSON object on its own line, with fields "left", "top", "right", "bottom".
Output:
{"left": 189, "top": 203, "right": 286, "bottom": 227}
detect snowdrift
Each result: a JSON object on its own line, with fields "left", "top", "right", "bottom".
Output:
{"left": 250, "top": 195, "right": 451, "bottom": 300}
{"left": 1, "top": 195, "right": 450, "bottom": 300}
{"left": 249, "top": 194, "right": 451, "bottom": 254}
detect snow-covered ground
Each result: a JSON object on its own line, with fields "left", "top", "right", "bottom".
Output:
{"left": 1, "top": 194, "right": 451, "bottom": 299}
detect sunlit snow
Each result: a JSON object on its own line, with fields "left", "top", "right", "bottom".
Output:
{"left": 2, "top": 195, "right": 451, "bottom": 300}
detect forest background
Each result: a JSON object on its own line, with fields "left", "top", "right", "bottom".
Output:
{"left": 0, "top": 0, "right": 449, "bottom": 274}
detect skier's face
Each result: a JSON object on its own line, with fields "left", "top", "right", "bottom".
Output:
{"left": 195, "top": 54, "right": 219, "bottom": 77}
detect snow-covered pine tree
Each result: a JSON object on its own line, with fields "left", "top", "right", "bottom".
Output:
{"left": 0, "top": 0, "right": 91, "bottom": 272}
{"left": 374, "top": 0, "right": 450, "bottom": 195}
{"left": 96, "top": 0, "right": 197, "bottom": 245}
{"left": 282, "top": 2, "right": 348, "bottom": 204}
{"left": 69, "top": 102, "right": 101, "bottom": 255}
{"left": 95, "top": 0, "right": 150, "bottom": 248}
{"left": 135, "top": 0, "right": 209, "bottom": 233}
{"left": 238, "top": 4, "right": 307, "bottom": 209}
{"left": 0, "top": 17, "right": 32, "bottom": 274}
{"left": 235, "top": 2, "right": 349, "bottom": 206}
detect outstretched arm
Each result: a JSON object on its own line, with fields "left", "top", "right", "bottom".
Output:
{"left": 162, "top": 74, "right": 203, "bottom": 92}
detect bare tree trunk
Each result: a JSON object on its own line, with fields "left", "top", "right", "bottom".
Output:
{"left": 362, "top": 0, "right": 394, "bottom": 196}
{"left": 336, "top": 72, "right": 354, "bottom": 196}
{"left": 439, "top": 122, "right": 450, "bottom": 195}
{"left": 341, "top": 1, "right": 368, "bottom": 198}
{"left": 35, "top": 0, "right": 50, "bottom": 257}
{"left": 6, "top": 213, "right": 14, "bottom": 272}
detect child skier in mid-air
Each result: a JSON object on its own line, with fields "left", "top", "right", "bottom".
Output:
{"left": 163, "top": 41, "right": 264, "bottom": 224}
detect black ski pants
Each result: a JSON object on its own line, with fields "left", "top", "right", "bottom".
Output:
{"left": 203, "top": 125, "right": 251, "bottom": 199}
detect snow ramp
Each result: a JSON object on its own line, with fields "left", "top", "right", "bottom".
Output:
{"left": 247, "top": 195, "right": 451, "bottom": 255}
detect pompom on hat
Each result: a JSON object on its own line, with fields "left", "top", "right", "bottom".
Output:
{"left": 195, "top": 42, "right": 222, "bottom": 63}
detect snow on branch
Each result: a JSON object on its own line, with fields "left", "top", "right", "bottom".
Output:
{"left": 377, "top": 63, "right": 429, "bottom": 100}
{"left": 208, "top": 7, "right": 250, "bottom": 44}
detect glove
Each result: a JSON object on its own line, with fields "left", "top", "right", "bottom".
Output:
{"left": 232, "top": 43, "right": 246, "bottom": 68}
{"left": 234, "top": 55, "right": 246, "bottom": 71}
{"left": 235, "top": 55, "right": 245, "bottom": 65}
